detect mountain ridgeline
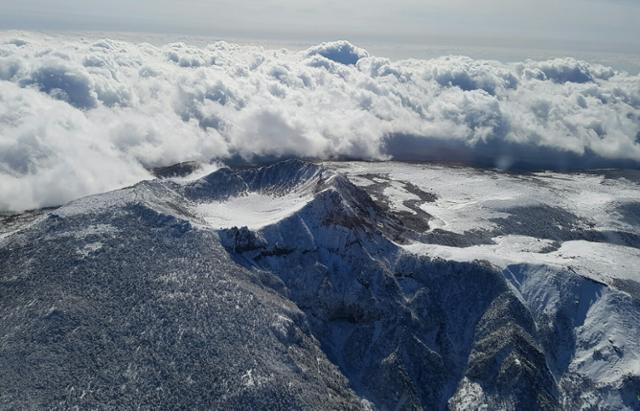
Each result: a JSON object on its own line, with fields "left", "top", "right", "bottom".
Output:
{"left": 1, "top": 160, "right": 638, "bottom": 410}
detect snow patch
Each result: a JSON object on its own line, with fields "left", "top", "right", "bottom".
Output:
{"left": 450, "top": 377, "right": 489, "bottom": 410}
{"left": 195, "top": 191, "right": 314, "bottom": 230}
{"left": 77, "top": 241, "right": 103, "bottom": 257}
{"left": 403, "top": 238, "right": 640, "bottom": 284}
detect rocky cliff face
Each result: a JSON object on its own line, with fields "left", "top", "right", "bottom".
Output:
{"left": 1, "top": 160, "right": 638, "bottom": 410}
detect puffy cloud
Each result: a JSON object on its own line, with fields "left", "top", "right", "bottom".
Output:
{"left": 305, "top": 40, "right": 369, "bottom": 65}
{"left": 521, "top": 58, "right": 616, "bottom": 84}
{"left": 423, "top": 56, "right": 519, "bottom": 95}
{"left": 0, "top": 32, "right": 639, "bottom": 211}
{"left": 0, "top": 82, "right": 149, "bottom": 210}
{"left": 22, "top": 59, "right": 99, "bottom": 109}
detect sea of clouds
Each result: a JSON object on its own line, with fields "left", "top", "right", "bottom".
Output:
{"left": 1, "top": 32, "right": 639, "bottom": 211}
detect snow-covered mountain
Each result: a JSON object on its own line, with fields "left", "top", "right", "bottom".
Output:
{"left": 1, "top": 160, "right": 639, "bottom": 410}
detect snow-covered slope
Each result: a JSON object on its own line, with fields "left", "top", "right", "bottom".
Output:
{"left": 1, "top": 160, "right": 639, "bottom": 410}
{"left": 325, "top": 161, "right": 640, "bottom": 409}
{"left": 329, "top": 162, "right": 640, "bottom": 283}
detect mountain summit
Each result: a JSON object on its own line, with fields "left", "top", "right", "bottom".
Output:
{"left": 1, "top": 160, "right": 639, "bottom": 410}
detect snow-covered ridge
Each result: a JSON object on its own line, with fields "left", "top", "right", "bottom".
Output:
{"left": 184, "top": 160, "right": 328, "bottom": 229}
{"left": 202, "top": 161, "right": 640, "bottom": 410}
{"left": 182, "top": 159, "right": 404, "bottom": 235}
{"left": 1, "top": 159, "right": 640, "bottom": 410}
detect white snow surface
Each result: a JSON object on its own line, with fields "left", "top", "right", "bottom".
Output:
{"left": 328, "top": 161, "right": 640, "bottom": 284}
{"left": 331, "top": 162, "right": 640, "bottom": 233}
{"left": 572, "top": 290, "right": 640, "bottom": 384}
{"left": 404, "top": 238, "right": 640, "bottom": 284}
{"left": 194, "top": 191, "right": 314, "bottom": 230}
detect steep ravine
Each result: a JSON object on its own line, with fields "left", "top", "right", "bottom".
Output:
{"left": 1, "top": 160, "right": 638, "bottom": 410}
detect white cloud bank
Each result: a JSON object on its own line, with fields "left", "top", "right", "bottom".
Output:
{"left": 1, "top": 32, "right": 639, "bottom": 211}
